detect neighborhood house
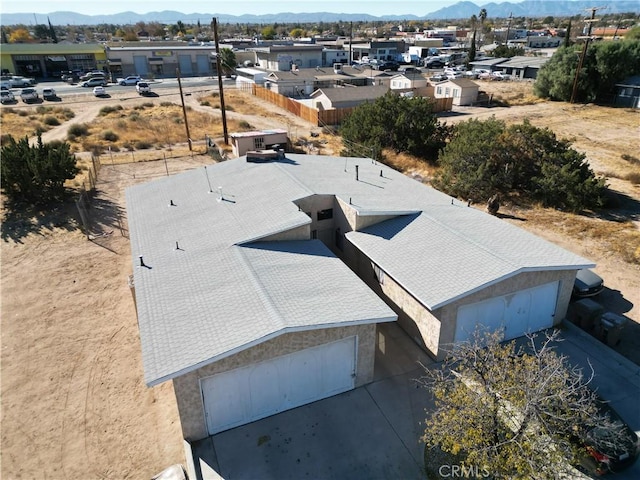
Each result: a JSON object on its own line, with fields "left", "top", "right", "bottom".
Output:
{"left": 126, "top": 154, "right": 593, "bottom": 443}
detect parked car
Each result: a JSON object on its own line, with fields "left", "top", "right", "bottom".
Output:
{"left": 135, "top": 82, "right": 151, "bottom": 95}
{"left": 375, "top": 61, "right": 399, "bottom": 71}
{"left": 574, "top": 395, "right": 639, "bottom": 475}
{"left": 20, "top": 88, "right": 38, "bottom": 103}
{"left": 42, "top": 87, "right": 57, "bottom": 100}
{"left": 490, "top": 72, "right": 510, "bottom": 81}
{"left": 81, "top": 78, "right": 107, "bottom": 87}
{"left": 573, "top": 269, "right": 604, "bottom": 298}
{"left": 93, "top": 86, "right": 107, "bottom": 97}
{"left": 80, "top": 71, "right": 106, "bottom": 82}
{"left": 10, "top": 76, "right": 36, "bottom": 87}
{"left": 61, "top": 70, "right": 81, "bottom": 83}
{"left": 1, "top": 90, "right": 15, "bottom": 104}
{"left": 118, "top": 75, "right": 142, "bottom": 86}
{"left": 424, "top": 57, "right": 444, "bottom": 68}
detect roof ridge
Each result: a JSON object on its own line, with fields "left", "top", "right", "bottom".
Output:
{"left": 233, "top": 245, "right": 286, "bottom": 329}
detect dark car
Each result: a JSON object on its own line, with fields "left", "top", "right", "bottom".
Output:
{"left": 575, "top": 397, "right": 639, "bottom": 475}
{"left": 573, "top": 269, "right": 604, "bottom": 298}
{"left": 376, "top": 61, "right": 399, "bottom": 71}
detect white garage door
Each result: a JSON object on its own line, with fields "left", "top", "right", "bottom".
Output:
{"left": 201, "top": 336, "right": 356, "bottom": 434}
{"left": 455, "top": 281, "right": 558, "bottom": 343}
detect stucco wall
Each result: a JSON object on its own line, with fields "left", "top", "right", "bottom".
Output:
{"left": 173, "top": 323, "right": 376, "bottom": 441}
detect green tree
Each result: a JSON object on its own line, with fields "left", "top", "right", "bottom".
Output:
{"left": 261, "top": 25, "right": 276, "bottom": 40}
{"left": 289, "top": 28, "right": 305, "bottom": 38}
{"left": 432, "top": 118, "right": 607, "bottom": 211}
{"left": 33, "top": 24, "right": 50, "bottom": 41}
{"left": 492, "top": 44, "right": 524, "bottom": 57}
{"left": 1, "top": 135, "right": 79, "bottom": 205}
{"left": 535, "top": 39, "right": 640, "bottom": 102}
{"left": 625, "top": 25, "right": 640, "bottom": 40}
{"left": 468, "top": 15, "right": 478, "bottom": 62}
{"left": 340, "top": 92, "right": 450, "bottom": 161}
{"left": 419, "top": 330, "right": 625, "bottom": 479}
{"left": 218, "top": 47, "right": 237, "bottom": 75}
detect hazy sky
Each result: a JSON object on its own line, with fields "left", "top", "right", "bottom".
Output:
{"left": 0, "top": 1, "right": 459, "bottom": 16}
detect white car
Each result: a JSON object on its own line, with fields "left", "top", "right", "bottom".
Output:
{"left": 118, "top": 75, "right": 142, "bottom": 86}
{"left": 135, "top": 82, "right": 151, "bottom": 95}
{"left": 93, "top": 86, "right": 107, "bottom": 97}
{"left": 42, "top": 87, "right": 57, "bottom": 100}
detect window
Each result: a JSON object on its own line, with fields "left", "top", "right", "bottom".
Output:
{"left": 335, "top": 228, "right": 343, "bottom": 251}
{"left": 436, "top": 86, "right": 442, "bottom": 95}
{"left": 317, "top": 208, "right": 333, "bottom": 221}
{"left": 253, "top": 137, "right": 265, "bottom": 149}
{"left": 445, "top": 87, "right": 451, "bottom": 96}
{"left": 311, "top": 229, "right": 317, "bottom": 239}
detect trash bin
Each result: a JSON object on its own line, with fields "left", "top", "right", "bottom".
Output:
{"left": 567, "top": 298, "right": 604, "bottom": 332}
{"left": 597, "top": 312, "right": 628, "bottom": 346}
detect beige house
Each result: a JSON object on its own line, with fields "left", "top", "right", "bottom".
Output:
{"left": 229, "top": 129, "right": 288, "bottom": 157}
{"left": 431, "top": 77, "right": 480, "bottom": 106}
{"left": 309, "top": 85, "right": 389, "bottom": 110}
{"left": 126, "top": 154, "right": 593, "bottom": 443}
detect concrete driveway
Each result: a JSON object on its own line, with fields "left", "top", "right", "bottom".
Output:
{"left": 190, "top": 321, "right": 640, "bottom": 480}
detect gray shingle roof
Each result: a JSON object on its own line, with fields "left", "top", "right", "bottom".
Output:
{"left": 127, "top": 154, "right": 593, "bottom": 386}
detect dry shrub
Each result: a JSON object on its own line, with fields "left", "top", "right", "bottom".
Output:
{"left": 380, "top": 149, "right": 438, "bottom": 181}
{"left": 522, "top": 207, "right": 640, "bottom": 266}
{"left": 2, "top": 105, "right": 75, "bottom": 138}
{"left": 625, "top": 172, "right": 640, "bottom": 185}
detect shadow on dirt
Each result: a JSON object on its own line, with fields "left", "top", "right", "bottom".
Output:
{"left": 1, "top": 189, "right": 126, "bottom": 245}
{"left": 1, "top": 196, "right": 79, "bottom": 243}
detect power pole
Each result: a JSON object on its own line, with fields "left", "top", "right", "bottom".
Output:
{"left": 176, "top": 68, "right": 192, "bottom": 151}
{"left": 504, "top": 12, "right": 513, "bottom": 45}
{"left": 570, "top": 6, "right": 605, "bottom": 104}
{"left": 212, "top": 17, "right": 229, "bottom": 145}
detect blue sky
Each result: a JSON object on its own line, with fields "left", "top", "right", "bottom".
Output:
{"left": 1, "top": 1, "right": 458, "bottom": 16}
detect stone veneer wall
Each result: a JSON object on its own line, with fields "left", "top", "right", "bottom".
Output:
{"left": 173, "top": 323, "right": 376, "bottom": 441}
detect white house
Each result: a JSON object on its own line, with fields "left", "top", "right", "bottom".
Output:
{"left": 432, "top": 77, "right": 480, "bottom": 106}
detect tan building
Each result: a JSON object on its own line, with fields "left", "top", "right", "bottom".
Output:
{"left": 229, "top": 129, "right": 288, "bottom": 157}
{"left": 0, "top": 43, "right": 107, "bottom": 79}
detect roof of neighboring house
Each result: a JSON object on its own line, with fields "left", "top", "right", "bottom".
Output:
{"left": 469, "top": 57, "right": 510, "bottom": 67}
{"left": 230, "top": 129, "right": 287, "bottom": 139}
{"left": 444, "top": 78, "right": 480, "bottom": 88}
{"left": 497, "top": 55, "right": 550, "bottom": 69}
{"left": 310, "top": 85, "right": 389, "bottom": 103}
{"left": 127, "top": 154, "right": 593, "bottom": 386}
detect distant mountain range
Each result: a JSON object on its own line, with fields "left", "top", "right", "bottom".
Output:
{"left": 2, "top": 1, "right": 639, "bottom": 26}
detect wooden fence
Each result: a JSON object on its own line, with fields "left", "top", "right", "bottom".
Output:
{"left": 251, "top": 84, "right": 453, "bottom": 127}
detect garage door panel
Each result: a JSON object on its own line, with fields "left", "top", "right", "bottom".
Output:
{"left": 249, "top": 362, "right": 283, "bottom": 417}
{"left": 504, "top": 291, "right": 531, "bottom": 341}
{"left": 202, "top": 336, "right": 356, "bottom": 435}
{"left": 321, "top": 338, "right": 356, "bottom": 394}
{"left": 288, "top": 350, "right": 322, "bottom": 406}
{"left": 202, "top": 369, "right": 249, "bottom": 433}
{"left": 456, "top": 281, "right": 558, "bottom": 344}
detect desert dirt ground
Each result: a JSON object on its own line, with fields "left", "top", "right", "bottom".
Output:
{"left": 1, "top": 80, "right": 639, "bottom": 479}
